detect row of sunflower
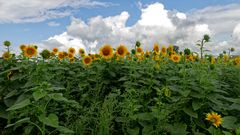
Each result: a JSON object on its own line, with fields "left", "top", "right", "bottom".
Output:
{"left": 1, "top": 42, "right": 240, "bottom": 67}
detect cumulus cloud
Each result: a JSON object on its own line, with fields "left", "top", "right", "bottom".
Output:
{"left": 42, "top": 2, "right": 240, "bottom": 55}
{"left": 0, "top": 0, "right": 112, "bottom": 23}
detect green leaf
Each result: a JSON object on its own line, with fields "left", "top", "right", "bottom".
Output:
{"left": 236, "top": 127, "right": 240, "bottom": 135}
{"left": 127, "top": 127, "right": 139, "bottom": 135}
{"left": 207, "top": 126, "right": 221, "bottom": 135}
{"left": 165, "top": 123, "right": 188, "bottom": 135}
{"left": 142, "top": 125, "right": 154, "bottom": 135}
{"left": 222, "top": 131, "right": 232, "bottom": 135}
{"left": 135, "top": 113, "right": 154, "bottom": 121}
{"left": 57, "top": 126, "right": 74, "bottom": 134}
{"left": 183, "top": 107, "right": 198, "bottom": 118}
{"left": 33, "top": 90, "right": 47, "bottom": 101}
{"left": 179, "top": 90, "right": 191, "bottom": 97}
{"left": 5, "top": 117, "right": 30, "bottom": 128}
{"left": 192, "top": 100, "right": 202, "bottom": 111}
{"left": 49, "top": 93, "right": 68, "bottom": 102}
{"left": 6, "top": 99, "right": 30, "bottom": 111}
{"left": 222, "top": 116, "right": 237, "bottom": 129}
{"left": 38, "top": 113, "right": 59, "bottom": 128}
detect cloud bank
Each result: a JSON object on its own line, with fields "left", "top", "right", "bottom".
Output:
{"left": 42, "top": 2, "right": 240, "bottom": 55}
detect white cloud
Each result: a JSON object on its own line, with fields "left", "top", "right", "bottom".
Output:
{"left": 233, "top": 23, "right": 240, "bottom": 41}
{"left": 48, "top": 21, "right": 61, "bottom": 27}
{"left": 0, "top": 0, "right": 111, "bottom": 23}
{"left": 176, "top": 12, "right": 187, "bottom": 20}
{"left": 42, "top": 2, "right": 240, "bottom": 55}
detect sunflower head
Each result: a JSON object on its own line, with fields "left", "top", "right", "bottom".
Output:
{"left": 68, "top": 47, "right": 76, "bottom": 54}
{"left": 52, "top": 48, "right": 58, "bottom": 54}
{"left": 79, "top": 48, "right": 85, "bottom": 57}
{"left": 83, "top": 56, "right": 92, "bottom": 65}
{"left": 68, "top": 53, "right": 74, "bottom": 60}
{"left": 145, "top": 51, "right": 151, "bottom": 58}
{"left": 20, "top": 44, "right": 27, "bottom": 51}
{"left": 136, "top": 47, "right": 143, "bottom": 54}
{"left": 161, "top": 46, "right": 167, "bottom": 56}
{"left": 2, "top": 52, "right": 12, "bottom": 60}
{"left": 171, "top": 54, "right": 181, "bottom": 63}
{"left": 153, "top": 43, "right": 160, "bottom": 52}
{"left": 99, "top": 45, "right": 114, "bottom": 59}
{"left": 234, "top": 56, "right": 240, "bottom": 65}
{"left": 58, "top": 52, "right": 64, "bottom": 61}
{"left": 116, "top": 45, "right": 128, "bottom": 57}
{"left": 206, "top": 112, "right": 222, "bottom": 128}
{"left": 168, "top": 45, "right": 174, "bottom": 52}
{"left": 63, "top": 52, "right": 68, "bottom": 57}
{"left": 24, "top": 46, "right": 38, "bottom": 58}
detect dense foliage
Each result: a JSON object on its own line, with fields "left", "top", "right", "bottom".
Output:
{"left": 1, "top": 41, "right": 240, "bottom": 135}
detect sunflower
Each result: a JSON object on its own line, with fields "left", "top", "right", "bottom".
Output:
{"left": 168, "top": 45, "right": 174, "bottom": 52}
{"left": 52, "top": 48, "right": 58, "bottom": 54}
{"left": 58, "top": 52, "right": 64, "bottom": 61}
{"left": 99, "top": 45, "right": 114, "bottom": 59}
{"left": 2, "top": 52, "right": 12, "bottom": 60}
{"left": 83, "top": 56, "right": 92, "bottom": 65}
{"left": 68, "top": 47, "right": 76, "bottom": 54}
{"left": 116, "top": 45, "right": 128, "bottom": 57}
{"left": 186, "top": 55, "right": 194, "bottom": 61}
{"left": 68, "top": 53, "right": 74, "bottom": 60}
{"left": 145, "top": 51, "right": 151, "bottom": 58}
{"left": 161, "top": 46, "right": 167, "bottom": 56}
{"left": 223, "top": 55, "right": 229, "bottom": 62}
{"left": 206, "top": 112, "right": 222, "bottom": 128}
{"left": 79, "top": 48, "right": 85, "bottom": 57}
{"left": 63, "top": 52, "right": 68, "bottom": 57}
{"left": 234, "top": 56, "right": 240, "bottom": 65}
{"left": 20, "top": 44, "right": 27, "bottom": 51}
{"left": 153, "top": 43, "right": 160, "bottom": 52}
{"left": 211, "top": 57, "right": 215, "bottom": 64}
{"left": 136, "top": 47, "right": 143, "bottom": 54}
{"left": 24, "top": 46, "right": 37, "bottom": 58}
{"left": 171, "top": 54, "right": 181, "bottom": 63}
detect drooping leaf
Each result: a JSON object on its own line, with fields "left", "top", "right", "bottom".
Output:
{"left": 5, "top": 117, "right": 30, "bottom": 128}
{"left": 6, "top": 99, "right": 30, "bottom": 111}
{"left": 33, "top": 90, "right": 47, "bottom": 101}
{"left": 38, "top": 113, "right": 59, "bottom": 128}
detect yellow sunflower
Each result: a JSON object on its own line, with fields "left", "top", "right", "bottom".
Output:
{"left": 168, "top": 45, "right": 174, "bottom": 52}
{"left": 20, "top": 44, "right": 27, "bottom": 51}
{"left": 68, "top": 53, "right": 74, "bottom": 60}
{"left": 58, "top": 52, "right": 64, "bottom": 61}
{"left": 223, "top": 55, "right": 229, "bottom": 62}
{"left": 116, "top": 45, "right": 128, "bottom": 57}
{"left": 153, "top": 43, "right": 160, "bottom": 53}
{"left": 79, "top": 48, "right": 85, "bottom": 57}
{"left": 161, "top": 46, "right": 167, "bottom": 56}
{"left": 99, "top": 45, "right": 114, "bottom": 59}
{"left": 136, "top": 47, "right": 143, "bottom": 54}
{"left": 171, "top": 54, "right": 181, "bottom": 63}
{"left": 206, "top": 112, "right": 222, "bottom": 128}
{"left": 52, "top": 48, "right": 58, "bottom": 54}
{"left": 24, "top": 46, "right": 37, "bottom": 58}
{"left": 2, "top": 52, "right": 12, "bottom": 60}
{"left": 68, "top": 47, "right": 76, "bottom": 54}
{"left": 234, "top": 56, "right": 240, "bottom": 65}
{"left": 83, "top": 56, "right": 92, "bottom": 65}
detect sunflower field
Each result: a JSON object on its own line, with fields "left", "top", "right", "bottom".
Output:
{"left": 1, "top": 40, "right": 240, "bottom": 135}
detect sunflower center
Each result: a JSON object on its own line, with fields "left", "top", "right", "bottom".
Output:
{"left": 84, "top": 58, "right": 91, "bottom": 63}
{"left": 27, "top": 49, "right": 34, "bottom": 55}
{"left": 102, "top": 48, "right": 110, "bottom": 56}
{"left": 174, "top": 56, "right": 178, "bottom": 60}
{"left": 118, "top": 48, "right": 124, "bottom": 55}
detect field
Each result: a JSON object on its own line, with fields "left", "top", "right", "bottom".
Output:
{"left": 1, "top": 41, "right": 240, "bottom": 135}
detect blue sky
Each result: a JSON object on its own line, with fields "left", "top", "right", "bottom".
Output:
{"left": 0, "top": 0, "right": 240, "bottom": 54}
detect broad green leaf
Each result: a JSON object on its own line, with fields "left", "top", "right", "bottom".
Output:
{"left": 165, "top": 123, "right": 188, "bottom": 135}
{"left": 6, "top": 99, "right": 30, "bottom": 111}
{"left": 5, "top": 117, "right": 30, "bottom": 128}
{"left": 207, "top": 126, "right": 222, "bottom": 135}
{"left": 57, "top": 126, "right": 74, "bottom": 134}
{"left": 179, "top": 90, "right": 191, "bottom": 97}
{"left": 192, "top": 100, "right": 202, "bottom": 111}
{"left": 222, "top": 116, "right": 237, "bottom": 129}
{"left": 49, "top": 93, "right": 68, "bottom": 102}
{"left": 38, "top": 113, "right": 59, "bottom": 128}
{"left": 223, "top": 131, "right": 232, "bottom": 135}
{"left": 135, "top": 113, "right": 154, "bottom": 121}
{"left": 127, "top": 127, "right": 139, "bottom": 135}
{"left": 183, "top": 107, "right": 198, "bottom": 118}
{"left": 33, "top": 90, "right": 47, "bottom": 101}
{"left": 142, "top": 125, "right": 154, "bottom": 135}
